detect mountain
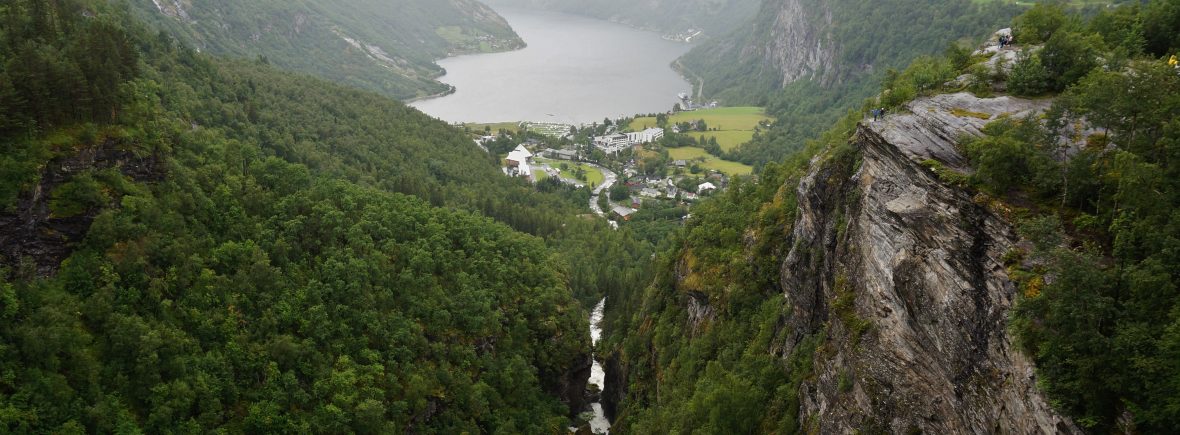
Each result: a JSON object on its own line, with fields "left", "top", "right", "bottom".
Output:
{"left": 485, "top": 0, "right": 762, "bottom": 38}
{"left": 680, "top": 0, "right": 1019, "bottom": 103}
{"left": 126, "top": 0, "right": 525, "bottom": 100}
{"left": 675, "top": 0, "right": 1020, "bottom": 169}
{"left": 599, "top": 2, "right": 1180, "bottom": 433}
{"left": 0, "top": 1, "right": 606, "bottom": 432}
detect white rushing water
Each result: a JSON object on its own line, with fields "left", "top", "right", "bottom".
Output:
{"left": 587, "top": 298, "right": 610, "bottom": 434}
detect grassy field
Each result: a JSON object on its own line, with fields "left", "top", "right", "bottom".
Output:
{"left": 464, "top": 122, "right": 521, "bottom": 134}
{"left": 686, "top": 131, "right": 756, "bottom": 152}
{"left": 667, "top": 147, "right": 754, "bottom": 176}
{"left": 534, "top": 158, "right": 605, "bottom": 187}
{"left": 632, "top": 107, "right": 771, "bottom": 151}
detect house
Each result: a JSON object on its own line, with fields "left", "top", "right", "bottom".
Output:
{"left": 612, "top": 206, "right": 636, "bottom": 221}
{"left": 505, "top": 145, "right": 534, "bottom": 180}
{"left": 640, "top": 188, "right": 661, "bottom": 198}
{"left": 672, "top": 160, "right": 688, "bottom": 168}
{"left": 506, "top": 144, "right": 533, "bottom": 167}
{"left": 698, "top": 182, "right": 717, "bottom": 193}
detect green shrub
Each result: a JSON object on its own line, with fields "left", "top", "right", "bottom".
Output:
{"left": 1013, "top": 3, "right": 1069, "bottom": 44}
{"left": 1041, "top": 31, "right": 1101, "bottom": 91}
{"left": 1008, "top": 51, "right": 1052, "bottom": 96}
{"left": 49, "top": 172, "right": 109, "bottom": 217}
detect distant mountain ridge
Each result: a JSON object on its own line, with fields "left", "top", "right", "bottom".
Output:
{"left": 127, "top": 0, "right": 525, "bottom": 100}
{"left": 485, "top": 0, "right": 762, "bottom": 39}
{"left": 680, "top": 0, "right": 1019, "bottom": 103}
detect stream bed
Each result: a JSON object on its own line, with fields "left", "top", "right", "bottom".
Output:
{"left": 586, "top": 298, "right": 610, "bottom": 433}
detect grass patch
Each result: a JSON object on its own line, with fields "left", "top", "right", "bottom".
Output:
{"left": 919, "top": 159, "right": 971, "bottom": 187}
{"left": 950, "top": 108, "right": 993, "bottom": 120}
{"left": 667, "top": 147, "right": 753, "bottom": 176}
{"left": 535, "top": 157, "right": 604, "bottom": 187}
{"left": 633, "top": 107, "right": 772, "bottom": 151}
{"left": 832, "top": 274, "right": 872, "bottom": 346}
{"left": 686, "top": 131, "right": 755, "bottom": 151}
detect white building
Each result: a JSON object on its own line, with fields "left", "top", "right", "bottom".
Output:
{"left": 592, "top": 134, "right": 631, "bottom": 154}
{"left": 698, "top": 182, "right": 717, "bottom": 193}
{"left": 626, "top": 128, "right": 665, "bottom": 145}
{"left": 505, "top": 145, "right": 534, "bottom": 180}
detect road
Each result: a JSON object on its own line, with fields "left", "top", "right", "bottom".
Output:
{"left": 586, "top": 162, "right": 617, "bottom": 218}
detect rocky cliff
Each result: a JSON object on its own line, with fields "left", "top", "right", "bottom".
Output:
{"left": 677, "top": 0, "right": 839, "bottom": 101}
{"left": 740, "top": 0, "right": 839, "bottom": 87}
{"left": 0, "top": 140, "right": 161, "bottom": 277}
{"left": 779, "top": 92, "right": 1077, "bottom": 433}
{"left": 677, "top": 0, "right": 1016, "bottom": 103}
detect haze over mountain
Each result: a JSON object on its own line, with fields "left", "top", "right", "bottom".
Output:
{"left": 126, "top": 0, "right": 525, "bottom": 99}
{"left": 486, "top": 0, "right": 762, "bottom": 38}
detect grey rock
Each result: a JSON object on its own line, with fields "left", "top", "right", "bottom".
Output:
{"left": 780, "top": 92, "right": 1077, "bottom": 433}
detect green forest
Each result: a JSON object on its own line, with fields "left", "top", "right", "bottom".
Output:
{"left": 601, "top": 0, "right": 1180, "bottom": 433}
{"left": 0, "top": 0, "right": 651, "bottom": 432}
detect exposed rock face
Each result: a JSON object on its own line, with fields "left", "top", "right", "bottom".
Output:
{"left": 779, "top": 92, "right": 1076, "bottom": 433}
{"left": 601, "top": 350, "right": 626, "bottom": 421}
{"left": 748, "top": 0, "right": 838, "bottom": 86}
{"left": 678, "top": 0, "right": 840, "bottom": 98}
{"left": 545, "top": 352, "right": 593, "bottom": 418}
{"left": 0, "top": 140, "right": 161, "bottom": 277}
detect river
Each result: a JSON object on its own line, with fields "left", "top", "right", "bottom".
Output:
{"left": 587, "top": 298, "right": 610, "bottom": 434}
{"left": 410, "top": 7, "right": 693, "bottom": 124}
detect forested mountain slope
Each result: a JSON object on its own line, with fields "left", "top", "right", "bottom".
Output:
{"left": 486, "top": 0, "right": 761, "bottom": 38}
{"left": 681, "top": 0, "right": 1018, "bottom": 103}
{"left": 126, "top": 0, "right": 524, "bottom": 100}
{"left": 680, "top": 0, "right": 1020, "bottom": 167}
{"left": 600, "top": 2, "right": 1180, "bottom": 433}
{"left": 0, "top": 0, "right": 624, "bottom": 432}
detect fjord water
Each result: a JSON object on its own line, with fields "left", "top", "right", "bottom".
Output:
{"left": 410, "top": 8, "right": 693, "bottom": 124}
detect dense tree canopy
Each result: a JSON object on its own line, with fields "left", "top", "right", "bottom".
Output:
{"left": 0, "top": 0, "right": 647, "bottom": 432}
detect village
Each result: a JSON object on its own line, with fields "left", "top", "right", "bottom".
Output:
{"left": 472, "top": 101, "right": 770, "bottom": 229}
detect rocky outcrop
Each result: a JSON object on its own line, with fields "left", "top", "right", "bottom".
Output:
{"left": 0, "top": 140, "right": 161, "bottom": 278}
{"left": 601, "top": 350, "right": 626, "bottom": 421}
{"left": 779, "top": 92, "right": 1077, "bottom": 433}
{"left": 545, "top": 352, "right": 593, "bottom": 418}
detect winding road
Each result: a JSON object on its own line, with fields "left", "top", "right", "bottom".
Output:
{"left": 586, "top": 163, "right": 618, "bottom": 218}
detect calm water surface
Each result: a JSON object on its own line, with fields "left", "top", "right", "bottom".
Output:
{"left": 410, "top": 8, "right": 692, "bottom": 124}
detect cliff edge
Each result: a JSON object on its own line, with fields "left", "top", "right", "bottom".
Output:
{"left": 780, "top": 92, "right": 1076, "bottom": 433}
